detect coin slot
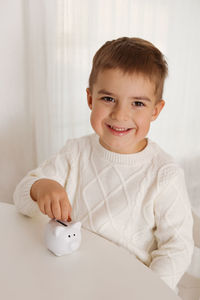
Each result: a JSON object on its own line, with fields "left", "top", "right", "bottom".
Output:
{"left": 56, "top": 220, "right": 68, "bottom": 227}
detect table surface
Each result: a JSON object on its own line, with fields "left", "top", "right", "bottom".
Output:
{"left": 0, "top": 202, "right": 181, "bottom": 300}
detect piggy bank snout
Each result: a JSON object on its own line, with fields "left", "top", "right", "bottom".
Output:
{"left": 70, "top": 241, "right": 80, "bottom": 251}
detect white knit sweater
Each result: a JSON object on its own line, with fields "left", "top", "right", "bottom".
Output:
{"left": 13, "top": 134, "right": 194, "bottom": 289}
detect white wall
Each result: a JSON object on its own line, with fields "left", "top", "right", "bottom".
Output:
{"left": 0, "top": 0, "right": 34, "bottom": 203}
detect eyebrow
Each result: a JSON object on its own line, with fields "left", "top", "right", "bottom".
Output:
{"left": 133, "top": 96, "right": 151, "bottom": 102}
{"left": 98, "top": 89, "right": 115, "bottom": 96}
{"left": 97, "top": 89, "right": 151, "bottom": 102}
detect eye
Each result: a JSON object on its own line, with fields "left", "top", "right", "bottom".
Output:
{"left": 68, "top": 235, "right": 71, "bottom": 238}
{"left": 102, "top": 96, "right": 115, "bottom": 103}
{"left": 73, "top": 234, "right": 76, "bottom": 236}
{"left": 133, "top": 101, "right": 145, "bottom": 107}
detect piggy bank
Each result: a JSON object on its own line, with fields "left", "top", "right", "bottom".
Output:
{"left": 44, "top": 219, "right": 82, "bottom": 256}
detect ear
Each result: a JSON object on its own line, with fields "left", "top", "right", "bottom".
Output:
{"left": 151, "top": 100, "right": 165, "bottom": 121}
{"left": 86, "top": 88, "right": 93, "bottom": 110}
{"left": 71, "top": 222, "right": 81, "bottom": 230}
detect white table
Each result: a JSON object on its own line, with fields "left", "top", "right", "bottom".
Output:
{"left": 0, "top": 202, "right": 181, "bottom": 300}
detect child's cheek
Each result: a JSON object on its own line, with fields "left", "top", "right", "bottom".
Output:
{"left": 91, "top": 105, "right": 106, "bottom": 121}
{"left": 90, "top": 109, "right": 102, "bottom": 133}
{"left": 135, "top": 111, "right": 152, "bottom": 135}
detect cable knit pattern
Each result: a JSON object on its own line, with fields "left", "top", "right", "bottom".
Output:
{"left": 13, "top": 133, "right": 194, "bottom": 290}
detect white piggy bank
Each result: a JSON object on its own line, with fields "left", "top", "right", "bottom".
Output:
{"left": 44, "top": 219, "right": 82, "bottom": 256}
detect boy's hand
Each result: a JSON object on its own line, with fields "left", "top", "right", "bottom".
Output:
{"left": 30, "top": 179, "right": 72, "bottom": 221}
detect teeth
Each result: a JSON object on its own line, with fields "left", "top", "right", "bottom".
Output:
{"left": 110, "top": 125, "right": 128, "bottom": 131}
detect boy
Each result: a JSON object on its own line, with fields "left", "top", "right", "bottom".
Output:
{"left": 14, "top": 37, "right": 194, "bottom": 290}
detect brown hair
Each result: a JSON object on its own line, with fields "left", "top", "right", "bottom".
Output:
{"left": 88, "top": 37, "right": 168, "bottom": 100}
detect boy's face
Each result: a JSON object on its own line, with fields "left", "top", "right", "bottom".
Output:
{"left": 87, "top": 68, "right": 165, "bottom": 154}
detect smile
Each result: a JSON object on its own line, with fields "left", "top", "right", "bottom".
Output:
{"left": 106, "top": 124, "right": 133, "bottom": 136}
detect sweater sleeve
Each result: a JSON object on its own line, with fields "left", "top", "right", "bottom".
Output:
{"left": 13, "top": 140, "right": 75, "bottom": 218}
{"left": 149, "top": 165, "right": 194, "bottom": 290}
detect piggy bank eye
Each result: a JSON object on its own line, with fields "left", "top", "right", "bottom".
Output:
{"left": 73, "top": 234, "right": 76, "bottom": 236}
{"left": 68, "top": 235, "right": 71, "bottom": 238}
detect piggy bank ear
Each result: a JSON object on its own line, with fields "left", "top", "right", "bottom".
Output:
{"left": 72, "top": 222, "right": 81, "bottom": 230}
{"left": 53, "top": 226, "right": 66, "bottom": 237}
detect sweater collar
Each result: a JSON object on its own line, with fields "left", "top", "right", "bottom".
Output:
{"left": 90, "top": 133, "right": 156, "bottom": 165}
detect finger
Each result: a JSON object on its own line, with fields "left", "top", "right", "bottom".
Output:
{"left": 60, "top": 199, "right": 70, "bottom": 221}
{"left": 67, "top": 216, "right": 72, "bottom": 222}
{"left": 44, "top": 200, "right": 54, "bottom": 219}
{"left": 67, "top": 204, "right": 72, "bottom": 221}
{"left": 51, "top": 200, "right": 61, "bottom": 220}
{"left": 38, "top": 200, "right": 45, "bottom": 215}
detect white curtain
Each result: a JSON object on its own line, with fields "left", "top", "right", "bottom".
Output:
{"left": 26, "top": 0, "right": 200, "bottom": 211}
{"left": 27, "top": 0, "right": 200, "bottom": 161}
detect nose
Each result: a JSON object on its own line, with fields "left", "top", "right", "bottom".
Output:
{"left": 110, "top": 103, "right": 130, "bottom": 121}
